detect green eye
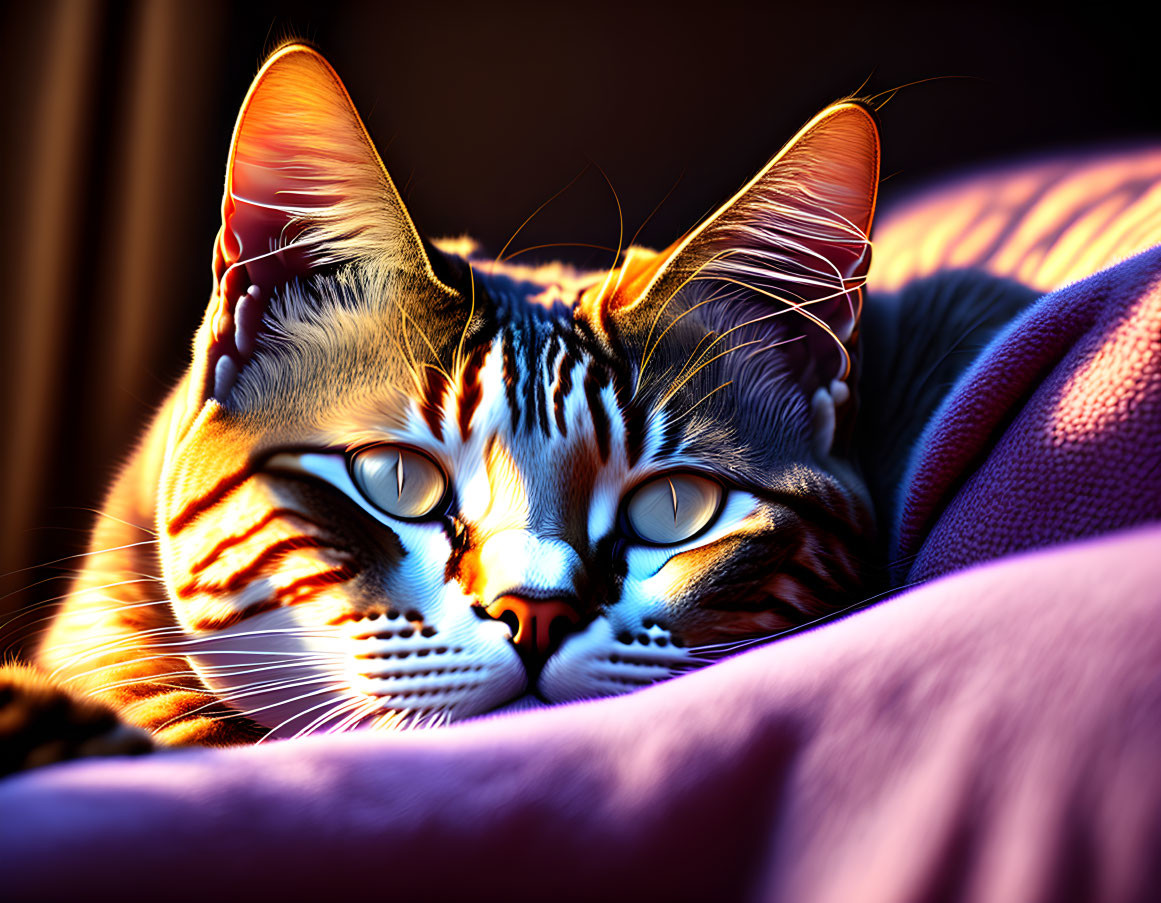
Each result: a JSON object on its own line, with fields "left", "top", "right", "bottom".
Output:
{"left": 350, "top": 446, "right": 447, "bottom": 519}
{"left": 625, "top": 473, "right": 723, "bottom": 545}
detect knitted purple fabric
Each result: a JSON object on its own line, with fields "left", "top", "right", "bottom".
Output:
{"left": 899, "top": 245, "right": 1161, "bottom": 581}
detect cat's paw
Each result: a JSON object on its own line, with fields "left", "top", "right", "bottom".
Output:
{"left": 0, "top": 662, "right": 154, "bottom": 777}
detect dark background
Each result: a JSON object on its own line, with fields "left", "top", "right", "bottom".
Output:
{"left": 0, "top": 0, "right": 1156, "bottom": 634}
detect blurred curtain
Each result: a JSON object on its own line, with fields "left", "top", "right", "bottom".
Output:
{"left": 0, "top": 0, "right": 226, "bottom": 634}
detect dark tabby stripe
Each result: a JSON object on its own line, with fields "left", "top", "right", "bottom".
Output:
{"left": 421, "top": 365, "right": 448, "bottom": 441}
{"left": 501, "top": 331, "right": 520, "bottom": 433}
{"left": 618, "top": 387, "right": 647, "bottom": 468}
{"left": 779, "top": 557, "right": 851, "bottom": 602}
{"left": 657, "top": 411, "right": 684, "bottom": 459}
{"left": 176, "top": 534, "right": 341, "bottom": 599}
{"left": 756, "top": 488, "right": 867, "bottom": 545}
{"left": 457, "top": 343, "right": 489, "bottom": 440}
{"left": 192, "top": 565, "right": 357, "bottom": 631}
{"left": 523, "top": 328, "right": 541, "bottom": 434}
{"left": 584, "top": 364, "right": 612, "bottom": 460}
{"left": 190, "top": 508, "right": 324, "bottom": 574}
{"left": 535, "top": 360, "right": 550, "bottom": 436}
{"left": 166, "top": 461, "right": 258, "bottom": 536}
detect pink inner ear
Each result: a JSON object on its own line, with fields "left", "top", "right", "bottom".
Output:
{"left": 208, "top": 187, "right": 315, "bottom": 400}
{"left": 202, "top": 45, "right": 395, "bottom": 402}
{"left": 601, "top": 105, "right": 878, "bottom": 399}
{"left": 692, "top": 105, "right": 879, "bottom": 385}
{"left": 214, "top": 151, "right": 340, "bottom": 301}
{"left": 206, "top": 128, "right": 336, "bottom": 400}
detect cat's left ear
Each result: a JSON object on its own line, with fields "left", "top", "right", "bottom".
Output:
{"left": 193, "top": 43, "right": 444, "bottom": 404}
{"left": 591, "top": 102, "right": 879, "bottom": 454}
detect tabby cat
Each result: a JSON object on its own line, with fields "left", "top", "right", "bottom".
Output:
{"left": 3, "top": 43, "right": 892, "bottom": 768}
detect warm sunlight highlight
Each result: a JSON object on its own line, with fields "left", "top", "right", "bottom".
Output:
{"left": 869, "top": 148, "right": 1161, "bottom": 294}
{"left": 1054, "top": 288, "right": 1161, "bottom": 441}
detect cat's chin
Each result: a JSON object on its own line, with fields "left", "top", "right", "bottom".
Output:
{"left": 473, "top": 694, "right": 551, "bottom": 719}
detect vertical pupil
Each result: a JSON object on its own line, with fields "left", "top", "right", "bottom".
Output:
{"left": 352, "top": 446, "right": 444, "bottom": 518}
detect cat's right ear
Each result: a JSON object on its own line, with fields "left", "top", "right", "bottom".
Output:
{"left": 189, "top": 44, "right": 443, "bottom": 407}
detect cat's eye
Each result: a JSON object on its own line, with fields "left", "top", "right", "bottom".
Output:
{"left": 625, "top": 473, "right": 723, "bottom": 545}
{"left": 350, "top": 445, "right": 447, "bottom": 520}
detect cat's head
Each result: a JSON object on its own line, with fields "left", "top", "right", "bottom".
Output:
{"left": 157, "top": 45, "right": 878, "bottom": 735}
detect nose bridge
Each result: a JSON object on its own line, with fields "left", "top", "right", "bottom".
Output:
{"left": 477, "top": 529, "right": 583, "bottom": 602}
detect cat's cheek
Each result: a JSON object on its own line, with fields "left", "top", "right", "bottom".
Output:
{"left": 186, "top": 605, "right": 351, "bottom": 737}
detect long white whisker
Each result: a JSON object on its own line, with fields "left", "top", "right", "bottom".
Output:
{"left": 86, "top": 656, "right": 342, "bottom": 695}
{"left": 156, "top": 672, "right": 346, "bottom": 733}
{"left": 294, "top": 696, "right": 370, "bottom": 739}
{"left": 256, "top": 690, "right": 354, "bottom": 744}
{"left": 0, "top": 540, "right": 157, "bottom": 588}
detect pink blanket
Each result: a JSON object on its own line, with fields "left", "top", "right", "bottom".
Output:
{"left": 2, "top": 243, "right": 1160, "bottom": 901}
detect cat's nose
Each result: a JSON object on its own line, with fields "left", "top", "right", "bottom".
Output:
{"left": 485, "top": 594, "right": 582, "bottom": 669}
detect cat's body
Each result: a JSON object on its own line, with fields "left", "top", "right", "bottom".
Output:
{"left": 5, "top": 43, "right": 1148, "bottom": 772}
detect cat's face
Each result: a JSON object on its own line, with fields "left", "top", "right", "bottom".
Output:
{"left": 156, "top": 45, "right": 878, "bottom": 736}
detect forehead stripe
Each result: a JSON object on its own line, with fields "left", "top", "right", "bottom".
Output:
{"left": 421, "top": 365, "right": 448, "bottom": 441}
{"left": 584, "top": 363, "right": 612, "bottom": 461}
{"left": 623, "top": 395, "right": 648, "bottom": 467}
{"left": 658, "top": 413, "right": 684, "bottom": 458}
{"left": 545, "top": 332, "right": 561, "bottom": 369}
{"left": 501, "top": 330, "right": 521, "bottom": 433}
{"left": 457, "top": 342, "right": 489, "bottom": 440}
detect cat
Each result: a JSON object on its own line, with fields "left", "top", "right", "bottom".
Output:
{"left": 1, "top": 43, "right": 1031, "bottom": 772}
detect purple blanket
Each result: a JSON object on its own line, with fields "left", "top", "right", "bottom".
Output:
{"left": 899, "top": 243, "right": 1161, "bottom": 581}
{"left": 2, "top": 528, "right": 1159, "bottom": 901}
{"left": 3, "top": 225, "right": 1161, "bottom": 899}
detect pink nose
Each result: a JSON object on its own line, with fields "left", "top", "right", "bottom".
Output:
{"left": 486, "top": 595, "right": 581, "bottom": 667}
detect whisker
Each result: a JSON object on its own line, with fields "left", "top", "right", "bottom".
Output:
{"left": 0, "top": 596, "right": 173, "bottom": 649}
{"left": 637, "top": 286, "right": 733, "bottom": 387}
{"left": 633, "top": 248, "right": 737, "bottom": 398}
{"left": 503, "top": 241, "right": 619, "bottom": 261}
{"left": 256, "top": 689, "right": 354, "bottom": 744}
{"left": 55, "top": 645, "right": 345, "bottom": 686}
{"left": 87, "top": 656, "right": 342, "bottom": 695}
{"left": 626, "top": 168, "right": 684, "bottom": 252}
{"left": 50, "top": 623, "right": 344, "bottom": 663}
{"left": 453, "top": 259, "right": 477, "bottom": 374}
{"left": 0, "top": 540, "right": 157, "bottom": 586}
{"left": 294, "top": 695, "right": 369, "bottom": 739}
{"left": 495, "top": 163, "right": 590, "bottom": 267}
{"left": 587, "top": 160, "right": 624, "bottom": 309}
{"left": 0, "top": 573, "right": 158, "bottom": 608}
{"left": 169, "top": 672, "right": 346, "bottom": 731}
{"left": 688, "top": 582, "right": 924, "bottom": 656}
{"left": 46, "top": 506, "right": 158, "bottom": 537}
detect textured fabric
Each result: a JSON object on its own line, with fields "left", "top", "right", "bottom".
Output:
{"left": 3, "top": 248, "right": 1161, "bottom": 901}
{"left": 898, "top": 244, "right": 1161, "bottom": 581}
{"left": 1, "top": 526, "right": 1159, "bottom": 902}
